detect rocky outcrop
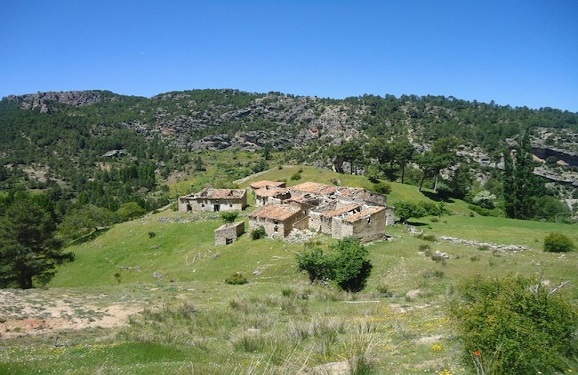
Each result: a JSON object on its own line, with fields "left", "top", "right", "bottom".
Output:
{"left": 6, "top": 90, "right": 114, "bottom": 112}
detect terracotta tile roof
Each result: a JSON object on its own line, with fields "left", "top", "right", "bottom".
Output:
{"left": 250, "top": 180, "right": 286, "bottom": 189}
{"left": 286, "top": 193, "right": 319, "bottom": 205}
{"left": 322, "top": 203, "right": 361, "bottom": 218}
{"left": 249, "top": 204, "right": 300, "bottom": 221}
{"left": 343, "top": 206, "right": 385, "bottom": 223}
{"left": 254, "top": 187, "right": 288, "bottom": 197}
{"left": 199, "top": 188, "right": 246, "bottom": 199}
{"left": 290, "top": 182, "right": 337, "bottom": 195}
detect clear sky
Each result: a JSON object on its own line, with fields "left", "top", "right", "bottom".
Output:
{"left": 1, "top": 1, "right": 577, "bottom": 112}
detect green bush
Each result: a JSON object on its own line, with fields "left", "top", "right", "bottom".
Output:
{"left": 224, "top": 272, "right": 248, "bottom": 285}
{"left": 395, "top": 201, "right": 427, "bottom": 223}
{"left": 220, "top": 211, "right": 239, "bottom": 223}
{"left": 449, "top": 275, "right": 578, "bottom": 375}
{"left": 372, "top": 181, "right": 392, "bottom": 195}
{"left": 543, "top": 232, "right": 575, "bottom": 253}
{"left": 290, "top": 172, "right": 302, "bottom": 181}
{"left": 251, "top": 226, "right": 266, "bottom": 240}
{"left": 296, "top": 237, "right": 372, "bottom": 293}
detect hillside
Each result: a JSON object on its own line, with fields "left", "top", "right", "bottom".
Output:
{"left": 2, "top": 89, "right": 578, "bottom": 226}
{"left": 1, "top": 168, "right": 577, "bottom": 374}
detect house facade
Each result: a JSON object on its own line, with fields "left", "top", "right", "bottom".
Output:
{"left": 254, "top": 187, "right": 290, "bottom": 207}
{"left": 178, "top": 188, "right": 247, "bottom": 212}
{"left": 248, "top": 204, "right": 307, "bottom": 239}
{"left": 332, "top": 206, "right": 386, "bottom": 241}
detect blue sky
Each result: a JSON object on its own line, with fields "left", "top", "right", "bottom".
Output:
{"left": 2, "top": 1, "right": 577, "bottom": 111}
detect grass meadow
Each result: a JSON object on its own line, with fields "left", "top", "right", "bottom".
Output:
{"left": 1, "top": 165, "right": 577, "bottom": 374}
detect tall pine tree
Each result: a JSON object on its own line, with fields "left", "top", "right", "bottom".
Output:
{"left": 502, "top": 134, "right": 544, "bottom": 219}
{"left": 0, "top": 197, "right": 74, "bottom": 288}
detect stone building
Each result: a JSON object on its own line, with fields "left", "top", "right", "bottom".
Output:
{"left": 248, "top": 204, "right": 307, "bottom": 239}
{"left": 215, "top": 221, "right": 245, "bottom": 246}
{"left": 331, "top": 206, "right": 386, "bottom": 241}
{"left": 249, "top": 180, "right": 287, "bottom": 191}
{"left": 309, "top": 201, "right": 362, "bottom": 235}
{"left": 254, "top": 187, "right": 290, "bottom": 207}
{"left": 178, "top": 188, "right": 247, "bottom": 212}
{"left": 309, "top": 201, "right": 387, "bottom": 242}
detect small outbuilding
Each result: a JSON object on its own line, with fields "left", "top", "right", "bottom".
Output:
{"left": 215, "top": 221, "right": 245, "bottom": 246}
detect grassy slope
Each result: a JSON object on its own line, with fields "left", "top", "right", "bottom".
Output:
{"left": 4, "top": 166, "right": 578, "bottom": 374}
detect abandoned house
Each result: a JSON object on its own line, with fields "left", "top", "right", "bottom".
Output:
{"left": 248, "top": 204, "right": 308, "bottom": 239}
{"left": 215, "top": 221, "right": 245, "bottom": 246}
{"left": 309, "top": 202, "right": 387, "bottom": 241}
{"left": 254, "top": 187, "right": 291, "bottom": 207}
{"left": 178, "top": 188, "right": 247, "bottom": 212}
{"left": 309, "top": 201, "right": 362, "bottom": 235}
{"left": 332, "top": 206, "right": 386, "bottom": 241}
{"left": 290, "top": 181, "right": 338, "bottom": 198}
{"left": 249, "top": 180, "right": 287, "bottom": 190}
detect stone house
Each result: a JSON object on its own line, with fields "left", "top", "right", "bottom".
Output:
{"left": 249, "top": 180, "right": 287, "bottom": 191}
{"left": 290, "top": 181, "right": 338, "bottom": 199}
{"left": 215, "top": 221, "right": 245, "bottom": 246}
{"left": 254, "top": 187, "right": 290, "bottom": 207}
{"left": 178, "top": 188, "right": 247, "bottom": 212}
{"left": 309, "top": 201, "right": 361, "bottom": 234}
{"left": 248, "top": 204, "right": 307, "bottom": 239}
{"left": 334, "top": 187, "right": 387, "bottom": 206}
{"left": 331, "top": 206, "right": 386, "bottom": 241}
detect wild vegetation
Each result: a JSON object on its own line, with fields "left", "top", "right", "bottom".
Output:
{"left": 1, "top": 89, "right": 578, "bottom": 373}
{"left": 0, "top": 166, "right": 576, "bottom": 374}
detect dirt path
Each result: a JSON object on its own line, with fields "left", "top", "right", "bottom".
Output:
{"left": 0, "top": 289, "right": 142, "bottom": 339}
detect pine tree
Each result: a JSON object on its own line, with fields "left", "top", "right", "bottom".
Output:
{"left": 502, "top": 134, "right": 544, "bottom": 219}
{"left": 0, "top": 198, "right": 74, "bottom": 288}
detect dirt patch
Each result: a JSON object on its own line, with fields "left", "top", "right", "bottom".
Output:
{"left": 0, "top": 289, "right": 141, "bottom": 340}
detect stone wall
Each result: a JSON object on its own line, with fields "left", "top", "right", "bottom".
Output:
{"left": 215, "top": 221, "right": 245, "bottom": 245}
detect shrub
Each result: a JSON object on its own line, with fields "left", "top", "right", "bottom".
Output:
{"left": 395, "top": 201, "right": 427, "bottom": 223}
{"left": 225, "top": 272, "right": 248, "bottom": 285}
{"left": 449, "top": 275, "right": 578, "bottom": 375}
{"left": 296, "top": 247, "right": 331, "bottom": 283}
{"left": 331, "top": 237, "right": 373, "bottom": 293}
{"left": 251, "top": 226, "right": 266, "bottom": 240}
{"left": 543, "top": 232, "right": 575, "bottom": 253}
{"left": 418, "top": 244, "right": 431, "bottom": 252}
{"left": 372, "top": 181, "right": 391, "bottom": 195}
{"left": 472, "top": 190, "right": 496, "bottom": 209}
{"left": 296, "top": 237, "right": 372, "bottom": 292}
{"left": 290, "top": 172, "right": 302, "bottom": 181}
{"left": 418, "top": 201, "right": 448, "bottom": 216}
{"left": 220, "top": 211, "right": 239, "bottom": 223}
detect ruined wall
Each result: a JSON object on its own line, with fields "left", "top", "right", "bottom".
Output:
{"left": 385, "top": 207, "right": 395, "bottom": 227}
{"left": 179, "top": 197, "right": 246, "bottom": 212}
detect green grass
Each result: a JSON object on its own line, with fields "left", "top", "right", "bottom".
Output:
{"left": 3, "top": 166, "right": 577, "bottom": 374}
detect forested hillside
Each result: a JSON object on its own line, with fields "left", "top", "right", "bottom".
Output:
{"left": 1, "top": 89, "right": 577, "bottom": 228}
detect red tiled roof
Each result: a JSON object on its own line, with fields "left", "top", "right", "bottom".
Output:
{"left": 250, "top": 180, "right": 286, "bottom": 189}
{"left": 254, "top": 187, "right": 288, "bottom": 197}
{"left": 291, "top": 182, "right": 337, "bottom": 195}
{"left": 199, "top": 188, "right": 246, "bottom": 199}
{"left": 322, "top": 203, "right": 361, "bottom": 218}
{"left": 249, "top": 204, "right": 300, "bottom": 221}
{"left": 343, "top": 206, "right": 385, "bottom": 223}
